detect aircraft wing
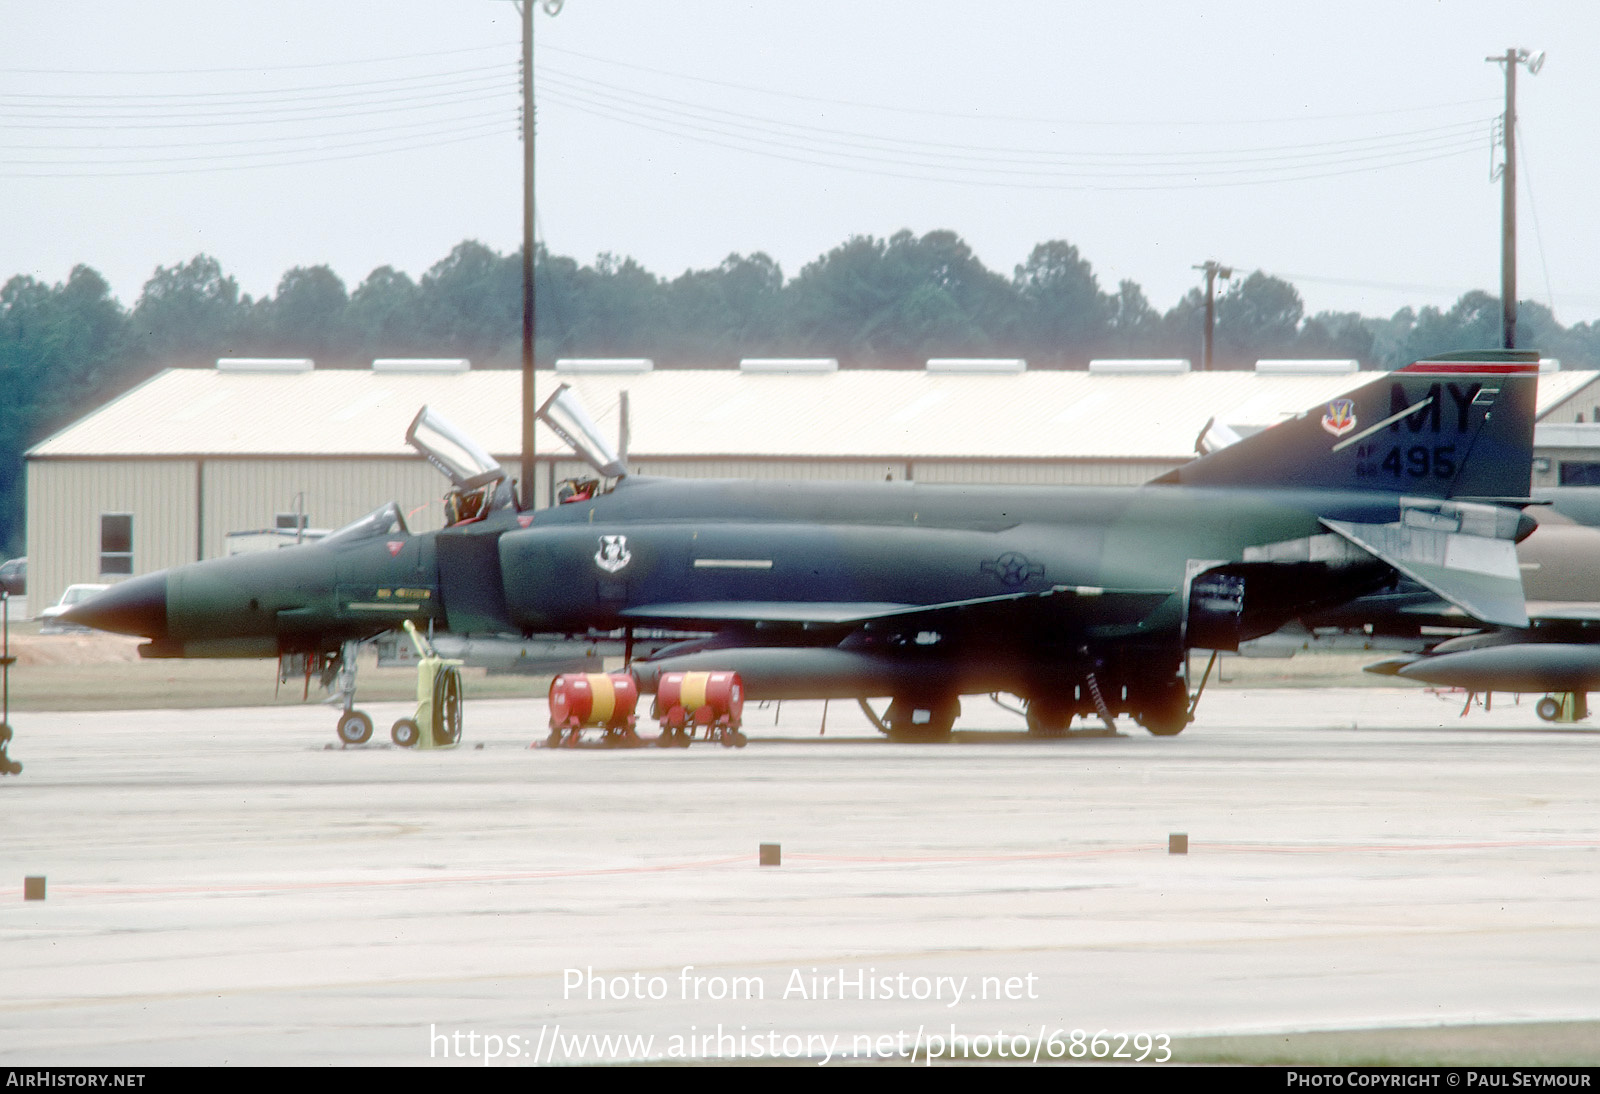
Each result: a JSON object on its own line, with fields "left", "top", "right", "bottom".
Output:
{"left": 618, "top": 585, "right": 1173, "bottom": 629}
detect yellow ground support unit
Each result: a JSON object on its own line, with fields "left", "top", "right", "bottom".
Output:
{"left": 390, "top": 620, "right": 465, "bottom": 749}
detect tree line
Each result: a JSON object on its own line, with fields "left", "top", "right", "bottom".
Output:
{"left": 6, "top": 228, "right": 1600, "bottom": 554}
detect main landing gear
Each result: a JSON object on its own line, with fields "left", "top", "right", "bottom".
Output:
{"left": 325, "top": 640, "right": 372, "bottom": 745}
{"left": 284, "top": 640, "right": 381, "bottom": 747}
{"left": 1017, "top": 660, "right": 1199, "bottom": 740}
{"left": 318, "top": 632, "right": 466, "bottom": 748}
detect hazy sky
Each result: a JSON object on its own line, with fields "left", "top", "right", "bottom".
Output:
{"left": 5, "top": 1, "right": 1598, "bottom": 326}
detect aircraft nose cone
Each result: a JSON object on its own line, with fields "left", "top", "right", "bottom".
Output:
{"left": 62, "top": 572, "right": 168, "bottom": 639}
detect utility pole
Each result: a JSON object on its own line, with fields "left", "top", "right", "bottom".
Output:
{"left": 1193, "top": 260, "right": 1232, "bottom": 371}
{"left": 520, "top": 0, "right": 564, "bottom": 509}
{"left": 1488, "top": 47, "right": 1543, "bottom": 351}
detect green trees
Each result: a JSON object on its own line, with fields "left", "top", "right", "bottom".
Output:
{"left": 263, "top": 266, "right": 351, "bottom": 361}
{"left": 787, "top": 230, "right": 1013, "bottom": 366}
{"left": 416, "top": 241, "right": 520, "bottom": 363}
{"left": 0, "top": 266, "right": 132, "bottom": 555}
{"left": 1012, "top": 241, "right": 1111, "bottom": 367}
{"left": 347, "top": 266, "right": 423, "bottom": 360}
{"left": 128, "top": 255, "right": 248, "bottom": 367}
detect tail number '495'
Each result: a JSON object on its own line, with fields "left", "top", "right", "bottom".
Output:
{"left": 1350, "top": 444, "right": 1457, "bottom": 480}
{"left": 1378, "top": 444, "right": 1456, "bottom": 480}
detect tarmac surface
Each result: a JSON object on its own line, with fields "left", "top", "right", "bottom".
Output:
{"left": 3, "top": 687, "right": 1599, "bottom": 1066}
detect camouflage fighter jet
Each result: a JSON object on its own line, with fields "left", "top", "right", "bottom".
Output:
{"left": 67, "top": 351, "right": 1542, "bottom": 744}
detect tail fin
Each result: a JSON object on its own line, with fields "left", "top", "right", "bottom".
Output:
{"left": 1153, "top": 350, "right": 1539, "bottom": 499}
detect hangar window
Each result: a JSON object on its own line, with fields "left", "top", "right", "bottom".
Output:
{"left": 1558, "top": 462, "right": 1600, "bottom": 486}
{"left": 100, "top": 513, "right": 133, "bottom": 576}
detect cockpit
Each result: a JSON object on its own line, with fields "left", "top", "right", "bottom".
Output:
{"left": 406, "top": 407, "right": 515, "bottom": 525}
{"left": 399, "top": 385, "right": 628, "bottom": 518}
{"left": 540, "top": 383, "right": 628, "bottom": 504}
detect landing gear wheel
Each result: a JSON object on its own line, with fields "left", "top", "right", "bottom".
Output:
{"left": 1536, "top": 696, "right": 1563, "bottom": 722}
{"left": 885, "top": 696, "right": 958, "bottom": 742}
{"left": 1140, "top": 713, "right": 1189, "bottom": 737}
{"left": 391, "top": 718, "right": 421, "bottom": 748}
{"left": 336, "top": 710, "right": 373, "bottom": 746}
{"left": 1025, "top": 700, "right": 1073, "bottom": 737}
{"left": 1136, "top": 683, "right": 1191, "bottom": 737}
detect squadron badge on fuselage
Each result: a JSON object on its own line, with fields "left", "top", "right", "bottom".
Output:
{"left": 595, "top": 535, "right": 632, "bottom": 573}
{"left": 1321, "top": 399, "right": 1357, "bottom": 438}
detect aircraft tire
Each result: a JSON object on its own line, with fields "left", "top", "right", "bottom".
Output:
{"left": 1536, "top": 696, "right": 1563, "bottom": 722}
{"left": 1136, "top": 685, "right": 1190, "bottom": 737}
{"left": 1140, "top": 714, "right": 1188, "bottom": 737}
{"left": 336, "top": 710, "right": 373, "bottom": 746}
{"left": 433, "top": 667, "right": 463, "bottom": 746}
{"left": 885, "top": 696, "right": 958, "bottom": 743}
{"left": 391, "top": 718, "right": 421, "bottom": 748}
{"left": 1024, "top": 700, "right": 1073, "bottom": 737}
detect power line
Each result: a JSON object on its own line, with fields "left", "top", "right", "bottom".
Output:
{"left": 537, "top": 65, "right": 1490, "bottom": 169}
{"left": 0, "top": 63, "right": 516, "bottom": 106}
{"left": 5, "top": 42, "right": 517, "bottom": 77}
{"left": 0, "top": 122, "right": 514, "bottom": 178}
{"left": 540, "top": 42, "right": 1500, "bottom": 129}
{"left": 538, "top": 87, "right": 1484, "bottom": 191}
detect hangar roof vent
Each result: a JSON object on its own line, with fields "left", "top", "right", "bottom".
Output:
{"left": 372, "top": 358, "right": 471, "bottom": 374}
{"left": 739, "top": 358, "right": 839, "bottom": 374}
{"left": 1254, "top": 359, "right": 1360, "bottom": 375}
{"left": 215, "top": 358, "right": 314, "bottom": 373}
{"left": 555, "top": 358, "right": 654, "bottom": 374}
{"left": 925, "top": 358, "right": 1026, "bottom": 374}
{"left": 1088, "top": 358, "right": 1191, "bottom": 375}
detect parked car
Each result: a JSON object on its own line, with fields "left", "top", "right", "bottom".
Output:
{"left": 0, "top": 557, "right": 23, "bottom": 597}
{"left": 38, "top": 583, "right": 110, "bottom": 634}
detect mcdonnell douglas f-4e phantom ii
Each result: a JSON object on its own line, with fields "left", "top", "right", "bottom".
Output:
{"left": 67, "top": 351, "right": 1543, "bottom": 744}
